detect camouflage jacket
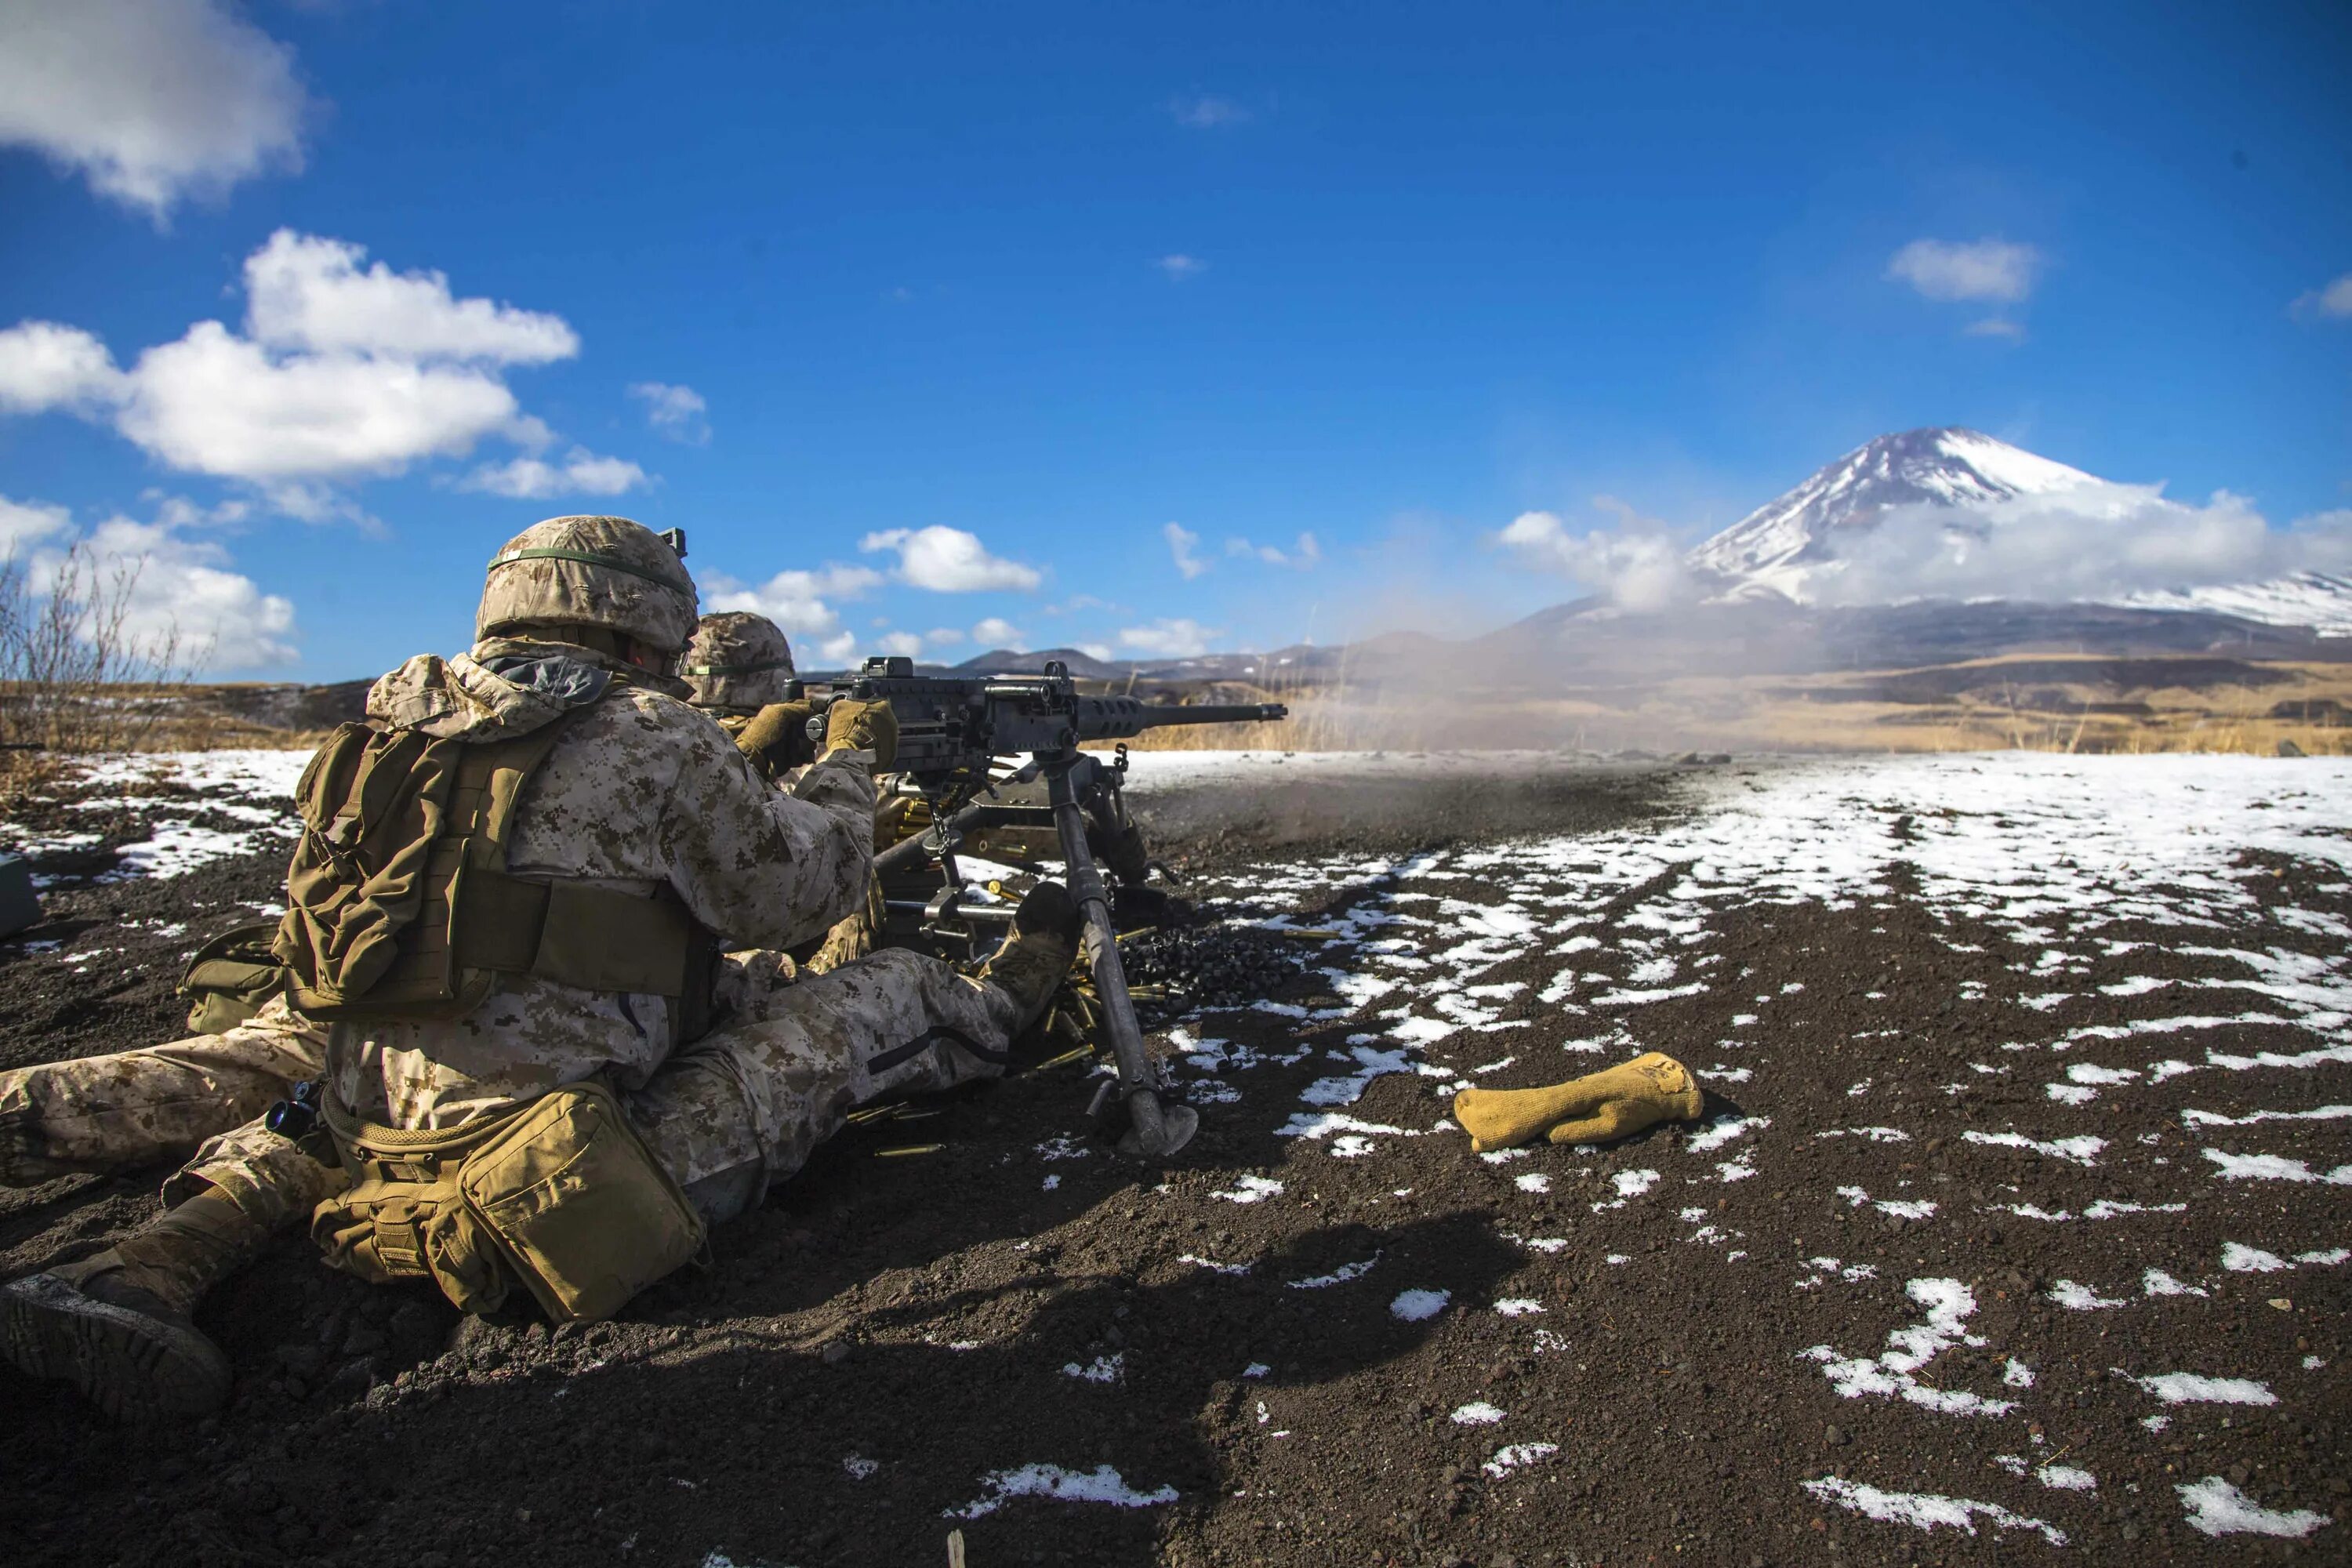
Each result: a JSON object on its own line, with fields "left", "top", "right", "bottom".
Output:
{"left": 327, "top": 637, "right": 877, "bottom": 1129}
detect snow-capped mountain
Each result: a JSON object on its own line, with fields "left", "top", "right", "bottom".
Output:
{"left": 1686, "top": 427, "right": 2099, "bottom": 601}
{"left": 1688, "top": 427, "right": 2352, "bottom": 633}
{"left": 2120, "top": 573, "right": 2352, "bottom": 637}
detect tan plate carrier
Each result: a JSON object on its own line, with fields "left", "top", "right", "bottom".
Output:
{"left": 274, "top": 714, "right": 713, "bottom": 1025}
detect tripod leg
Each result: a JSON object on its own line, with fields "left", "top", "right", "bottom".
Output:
{"left": 1044, "top": 755, "right": 1196, "bottom": 1158}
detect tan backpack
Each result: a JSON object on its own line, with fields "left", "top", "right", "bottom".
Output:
{"left": 272, "top": 715, "right": 713, "bottom": 1023}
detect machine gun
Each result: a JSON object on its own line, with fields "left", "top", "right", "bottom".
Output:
{"left": 809, "top": 655, "right": 1286, "bottom": 1158}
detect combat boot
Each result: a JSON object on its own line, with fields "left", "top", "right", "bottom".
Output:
{"left": 1, "top": 1185, "right": 263, "bottom": 1420}
{"left": 972, "top": 882, "right": 1082, "bottom": 1026}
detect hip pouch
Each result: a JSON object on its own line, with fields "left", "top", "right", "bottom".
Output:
{"left": 313, "top": 1080, "right": 703, "bottom": 1322}
{"left": 311, "top": 1104, "right": 513, "bottom": 1315}
{"left": 454, "top": 1080, "right": 706, "bottom": 1323}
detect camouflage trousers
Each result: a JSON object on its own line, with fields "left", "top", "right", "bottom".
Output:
{"left": 0, "top": 951, "right": 1019, "bottom": 1240}
{"left": 0, "top": 997, "right": 328, "bottom": 1188}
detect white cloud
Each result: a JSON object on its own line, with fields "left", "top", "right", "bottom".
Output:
{"left": 1157, "top": 254, "right": 1207, "bottom": 281}
{"left": 0, "top": 321, "right": 125, "bottom": 412}
{"left": 808, "top": 564, "right": 889, "bottom": 597}
{"left": 815, "top": 630, "right": 858, "bottom": 665}
{"left": 1225, "top": 532, "right": 1323, "bottom": 569}
{"left": 0, "top": 495, "right": 74, "bottom": 552}
{"left": 1498, "top": 503, "right": 1697, "bottom": 612}
{"left": 630, "top": 381, "right": 711, "bottom": 444}
{"left": 701, "top": 563, "right": 884, "bottom": 641}
{"left": 1887, "top": 238, "right": 2043, "bottom": 304}
{"left": 1077, "top": 642, "right": 1115, "bottom": 662}
{"left": 924, "top": 626, "right": 966, "bottom": 647}
{"left": 1164, "top": 521, "right": 1209, "bottom": 580}
{"left": 971, "top": 616, "right": 1027, "bottom": 650}
{"left": 1964, "top": 318, "right": 2027, "bottom": 342}
{"left": 1806, "top": 484, "right": 2352, "bottom": 606}
{"left": 877, "top": 630, "right": 924, "bottom": 658}
{"left": 117, "top": 322, "right": 527, "bottom": 481}
{"left": 0, "top": 231, "right": 615, "bottom": 507}
{"left": 243, "top": 231, "right": 578, "bottom": 365}
{"left": 2291, "top": 272, "right": 2352, "bottom": 321}
{"left": 2, "top": 492, "right": 296, "bottom": 669}
{"left": 0, "top": 0, "right": 310, "bottom": 219}
{"left": 860, "top": 525, "right": 1043, "bottom": 592}
{"left": 1170, "top": 95, "right": 1250, "bottom": 129}
{"left": 1119, "top": 617, "right": 1223, "bottom": 658}
{"left": 463, "top": 447, "right": 648, "bottom": 499}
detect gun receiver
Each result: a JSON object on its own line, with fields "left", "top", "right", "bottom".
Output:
{"left": 814, "top": 656, "right": 1287, "bottom": 1159}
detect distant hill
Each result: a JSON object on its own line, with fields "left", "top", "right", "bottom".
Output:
{"left": 953, "top": 646, "right": 1126, "bottom": 679}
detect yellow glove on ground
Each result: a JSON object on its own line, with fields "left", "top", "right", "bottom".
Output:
{"left": 1452, "top": 1051, "right": 1703, "bottom": 1153}
{"left": 823, "top": 698, "right": 899, "bottom": 769}
{"left": 734, "top": 701, "right": 818, "bottom": 775}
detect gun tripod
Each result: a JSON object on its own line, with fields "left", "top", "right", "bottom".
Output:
{"left": 879, "top": 747, "right": 1196, "bottom": 1159}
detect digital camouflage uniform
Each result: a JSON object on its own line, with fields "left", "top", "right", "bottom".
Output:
{"left": 2, "top": 516, "right": 1075, "bottom": 1421}
{"left": 683, "top": 608, "right": 887, "bottom": 980}
{"left": 0, "top": 996, "right": 327, "bottom": 1188}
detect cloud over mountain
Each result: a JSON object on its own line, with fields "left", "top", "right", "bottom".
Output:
{"left": 1501, "top": 428, "right": 2352, "bottom": 631}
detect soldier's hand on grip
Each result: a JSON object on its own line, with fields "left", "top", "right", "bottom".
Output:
{"left": 735, "top": 701, "right": 818, "bottom": 775}
{"left": 822, "top": 698, "right": 898, "bottom": 768}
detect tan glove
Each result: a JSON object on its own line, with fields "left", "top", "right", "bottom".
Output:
{"left": 1452, "top": 1051, "right": 1702, "bottom": 1154}
{"left": 823, "top": 697, "right": 898, "bottom": 768}
{"left": 734, "top": 701, "right": 818, "bottom": 776}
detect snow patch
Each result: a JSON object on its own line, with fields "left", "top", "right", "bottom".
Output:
{"left": 1211, "top": 1174, "right": 1284, "bottom": 1204}
{"left": 2177, "top": 1477, "right": 2332, "bottom": 1538}
{"left": 1389, "top": 1289, "right": 1450, "bottom": 1322}
{"left": 1799, "top": 1476, "right": 2065, "bottom": 1547}
{"left": 1800, "top": 1278, "right": 2015, "bottom": 1417}
{"left": 2125, "top": 1371, "right": 2277, "bottom": 1406}
{"left": 1483, "top": 1443, "right": 1559, "bottom": 1477}
{"left": 946, "top": 1463, "right": 1178, "bottom": 1519}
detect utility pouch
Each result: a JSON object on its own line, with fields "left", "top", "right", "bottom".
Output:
{"left": 179, "top": 920, "right": 292, "bottom": 1035}
{"left": 311, "top": 1175, "right": 512, "bottom": 1313}
{"left": 454, "top": 1080, "right": 705, "bottom": 1323}
{"left": 311, "top": 1098, "right": 514, "bottom": 1314}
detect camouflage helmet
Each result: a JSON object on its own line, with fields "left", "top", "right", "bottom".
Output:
{"left": 476, "top": 515, "right": 698, "bottom": 653}
{"left": 681, "top": 611, "right": 798, "bottom": 710}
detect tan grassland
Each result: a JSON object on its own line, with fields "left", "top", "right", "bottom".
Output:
{"left": 6, "top": 652, "right": 2346, "bottom": 810}
{"left": 1119, "top": 654, "right": 2352, "bottom": 757}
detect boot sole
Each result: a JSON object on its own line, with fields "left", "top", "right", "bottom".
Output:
{"left": 0, "top": 1273, "right": 230, "bottom": 1421}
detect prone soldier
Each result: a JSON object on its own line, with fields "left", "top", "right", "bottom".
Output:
{"left": 0, "top": 610, "right": 812, "bottom": 1201}
{"left": 0, "top": 515, "right": 1078, "bottom": 1421}
{"left": 681, "top": 608, "right": 886, "bottom": 982}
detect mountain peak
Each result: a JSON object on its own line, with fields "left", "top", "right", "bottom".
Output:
{"left": 1688, "top": 428, "right": 2100, "bottom": 600}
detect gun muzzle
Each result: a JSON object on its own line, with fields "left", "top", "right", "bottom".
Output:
{"left": 1131, "top": 702, "right": 1289, "bottom": 727}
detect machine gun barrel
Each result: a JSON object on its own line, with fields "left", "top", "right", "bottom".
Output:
{"left": 1126, "top": 703, "right": 1287, "bottom": 729}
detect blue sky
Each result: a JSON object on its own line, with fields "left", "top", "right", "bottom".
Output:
{"left": 2, "top": 0, "right": 2347, "bottom": 677}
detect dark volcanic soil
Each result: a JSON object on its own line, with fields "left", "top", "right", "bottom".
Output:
{"left": 1, "top": 755, "right": 2346, "bottom": 1568}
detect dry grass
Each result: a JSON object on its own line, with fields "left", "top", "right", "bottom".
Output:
{"left": 1111, "top": 654, "right": 2352, "bottom": 757}
{"left": 8, "top": 649, "right": 2339, "bottom": 819}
